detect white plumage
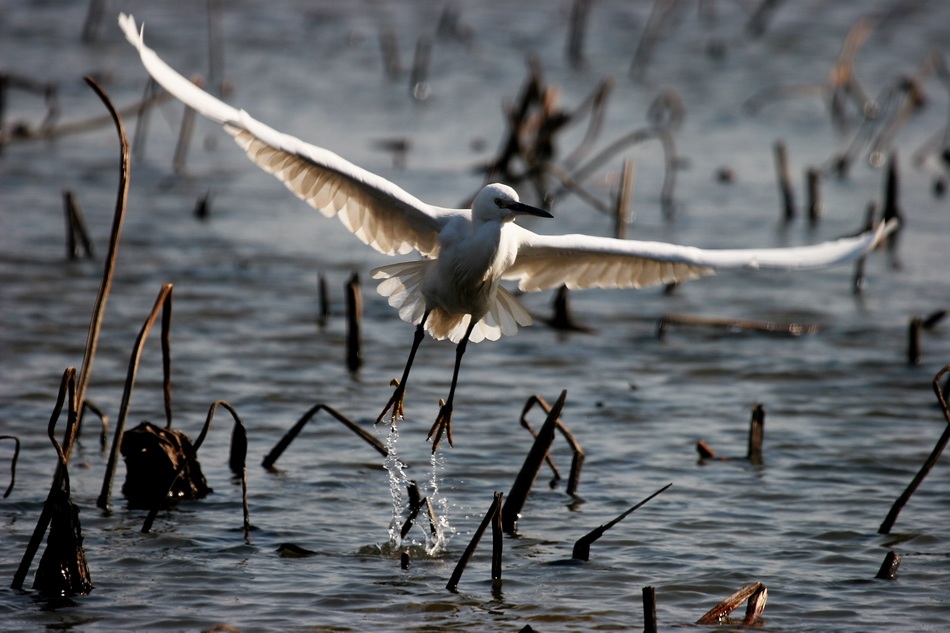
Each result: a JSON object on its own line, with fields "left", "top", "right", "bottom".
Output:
{"left": 119, "top": 14, "right": 895, "bottom": 448}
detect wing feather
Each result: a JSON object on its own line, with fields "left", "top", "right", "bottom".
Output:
{"left": 119, "top": 13, "right": 453, "bottom": 257}
{"left": 505, "top": 221, "right": 896, "bottom": 293}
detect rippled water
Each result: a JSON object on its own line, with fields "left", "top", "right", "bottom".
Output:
{"left": 3, "top": 1, "right": 950, "bottom": 631}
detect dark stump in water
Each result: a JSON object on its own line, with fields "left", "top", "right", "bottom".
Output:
{"left": 34, "top": 486, "right": 93, "bottom": 596}
{"left": 121, "top": 421, "right": 211, "bottom": 509}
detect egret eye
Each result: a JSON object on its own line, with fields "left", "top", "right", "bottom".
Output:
{"left": 494, "top": 197, "right": 506, "bottom": 208}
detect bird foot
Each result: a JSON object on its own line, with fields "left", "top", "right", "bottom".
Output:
{"left": 427, "top": 398, "right": 455, "bottom": 453}
{"left": 377, "top": 378, "right": 406, "bottom": 428}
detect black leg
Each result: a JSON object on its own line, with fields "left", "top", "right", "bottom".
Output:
{"left": 428, "top": 318, "right": 477, "bottom": 451}
{"left": 377, "top": 310, "right": 430, "bottom": 426}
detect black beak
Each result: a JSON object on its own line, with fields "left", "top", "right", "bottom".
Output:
{"left": 508, "top": 200, "right": 554, "bottom": 219}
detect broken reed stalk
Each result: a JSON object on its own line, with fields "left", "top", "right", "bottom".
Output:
{"left": 657, "top": 313, "right": 820, "bottom": 339}
{"left": 519, "top": 393, "right": 585, "bottom": 497}
{"left": 80, "top": 400, "right": 110, "bottom": 451}
{"left": 571, "top": 483, "right": 672, "bottom": 561}
{"left": 774, "top": 140, "right": 796, "bottom": 221}
{"left": 446, "top": 491, "right": 503, "bottom": 592}
{"left": 614, "top": 158, "right": 635, "bottom": 239}
{"left": 502, "top": 390, "right": 567, "bottom": 533}
{"left": 882, "top": 152, "right": 903, "bottom": 267}
{"left": 172, "top": 101, "right": 198, "bottom": 175}
{"left": 12, "top": 368, "right": 82, "bottom": 590}
{"left": 346, "top": 272, "right": 362, "bottom": 371}
{"left": 806, "top": 167, "right": 822, "bottom": 224}
{"left": 566, "top": 0, "right": 593, "bottom": 67}
{"left": 747, "top": 403, "right": 765, "bottom": 465}
{"left": 879, "top": 363, "right": 950, "bottom": 534}
{"left": 131, "top": 77, "right": 158, "bottom": 160}
{"left": 63, "top": 190, "right": 95, "bottom": 259}
{"left": 317, "top": 273, "right": 329, "bottom": 326}
{"left": 378, "top": 27, "right": 402, "bottom": 79}
{"left": 491, "top": 491, "right": 503, "bottom": 585}
{"left": 696, "top": 581, "right": 765, "bottom": 625}
{"left": 228, "top": 410, "right": 251, "bottom": 540}
{"left": 642, "top": 586, "right": 658, "bottom": 633}
{"left": 852, "top": 202, "right": 876, "bottom": 295}
{"left": 97, "top": 283, "right": 174, "bottom": 510}
{"left": 74, "top": 77, "right": 131, "bottom": 445}
{"left": 261, "top": 402, "right": 389, "bottom": 470}
{"left": 143, "top": 400, "right": 248, "bottom": 534}
{"left": 630, "top": 0, "right": 678, "bottom": 78}
{"left": 908, "top": 316, "right": 923, "bottom": 365}
{"left": 0, "top": 435, "right": 20, "bottom": 498}
{"left": 876, "top": 550, "right": 902, "bottom": 580}
{"left": 544, "top": 285, "right": 594, "bottom": 333}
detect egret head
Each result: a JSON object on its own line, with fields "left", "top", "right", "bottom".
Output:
{"left": 472, "top": 183, "right": 553, "bottom": 223}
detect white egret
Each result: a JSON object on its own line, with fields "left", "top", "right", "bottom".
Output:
{"left": 119, "top": 14, "right": 895, "bottom": 450}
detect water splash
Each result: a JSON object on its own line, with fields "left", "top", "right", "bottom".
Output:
{"left": 383, "top": 424, "right": 410, "bottom": 547}
{"left": 381, "top": 424, "right": 454, "bottom": 556}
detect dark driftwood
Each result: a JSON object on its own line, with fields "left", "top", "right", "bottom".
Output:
{"left": 571, "top": 483, "right": 672, "bottom": 561}
{"left": 696, "top": 581, "right": 765, "bottom": 625}
{"left": 879, "top": 364, "right": 950, "bottom": 534}
{"left": 657, "top": 313, "right": 820, "bottom": 339}
{"left": 97, "top": 283, "right": 174, "bottom": 511}
{"left": 519, "top": 393, "right": 585, "bottom": 496}
{"left": 446, "top": 491, "right": 503, "bottom": 592}
{"left": 876, "top": 551, "right": 902, "bottom": 580}
{"left": 262, "top": 403, "right": 389, "bottom": 470}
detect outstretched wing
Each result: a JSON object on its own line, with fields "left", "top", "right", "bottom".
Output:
{"left": 119, "top": 13, "right": 453, "bottom": 257}
{"left": 505, "top": 221, "right": 896, "bottom": 292}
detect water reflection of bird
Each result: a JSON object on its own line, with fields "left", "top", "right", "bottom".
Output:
{"left": 120, "top": 14, "right": 895, "bottom": 451}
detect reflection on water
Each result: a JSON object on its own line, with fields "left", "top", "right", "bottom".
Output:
{"left": 2, "top": 1, "right": 950, "bottom": 631}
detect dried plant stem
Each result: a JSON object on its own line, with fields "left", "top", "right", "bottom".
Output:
{"left": 75, "top": 77, "right": 131, "bottom": 442}
{"left": 879, "top": 364, "right": 950, "bottom": 534}
{"left": 446, "top": 491, "right": 503, "bottom": 592}
{"left": 12, "top": 368, "right": 79, "bottom": 590}
{"left": 519, "top": 393, "right": 585, "bottom": 497}
{"left": 262, "top": 403, "right": 389, "bottom": 470}
{"left": 0, "top": 435, "right": 20, "bottom": 498}
{"left": 503, "top": 390, "right": 567, "bottom": 532}
{"left": 571, "top": 483, "right": 672, "bottom": 561}
{"left": 97, "top": 284, "right": 174, "bottom": 511}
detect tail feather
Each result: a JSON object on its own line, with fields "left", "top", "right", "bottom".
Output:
{"left": 372, "top": 263, "right": 532, "bottom": 343}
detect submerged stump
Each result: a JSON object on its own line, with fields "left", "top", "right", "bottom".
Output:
{"left": 121, "top": 421, "right": 211, "bottom": 508}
